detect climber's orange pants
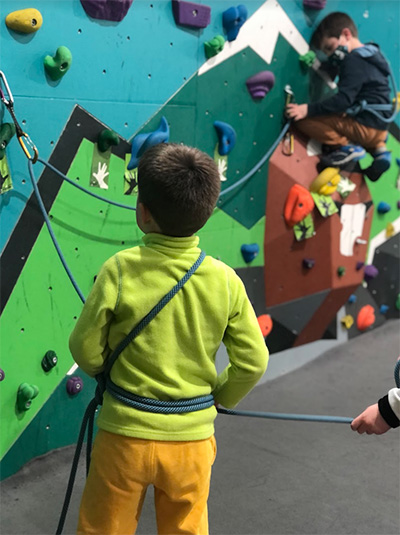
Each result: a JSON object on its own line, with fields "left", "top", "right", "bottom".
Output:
{"left": 295, "top": 115, "right": 387, "bottom": 150}
{"left": 77, "top": 430, "right": 217, "bottom": 535}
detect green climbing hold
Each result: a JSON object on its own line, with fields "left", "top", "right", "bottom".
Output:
{"left": 41, "top": 350, "right": 58, "bottom": 372}
{"left": 44, "top": 46, "right": 72, "bottom": 81}
{"left": 396, "top": 293, "right": 400, "bottom": 311}
{"left": 204, "top": 35, "right": 225, "bottom": 59}
{"left": 97, "top": 129, "right": 120, "bottom": 153}
{"left": 337, "top": 266, "right": 346, "bottom": 277}
{"left": 299, "top": 50, "right": 316, "bottom": 68}
{"left": 0, "top": 123, "right": 16, "bottom": 160}
{"left": 17, "top": 383, "right": 39, "bottom": 412}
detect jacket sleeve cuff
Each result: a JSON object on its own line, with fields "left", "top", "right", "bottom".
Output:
{"left": 378, "top": 395, "right": 400, "bottom": 428}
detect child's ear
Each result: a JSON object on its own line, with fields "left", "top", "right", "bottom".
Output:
{"left": 341, "top": 27, "right": 353, "bottom": 40}
{"left": 138, "top": 202, "right": 152, "bottom": 223}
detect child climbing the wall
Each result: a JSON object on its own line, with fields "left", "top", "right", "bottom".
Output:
{"left": 69, "top": 142, "right": 269, "bottom": 535}
{"left": 286, "top": 12, "right": 393, "bottom": 182}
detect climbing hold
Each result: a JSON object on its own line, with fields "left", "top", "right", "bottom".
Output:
{"left": 172, "top": 0, "right": 211, "bottom": 28}
{"left": 284, "top": 184, "right": 315, "bottom": 227}
{"left": 302, "top": 258, "right": 315, "bottom": 269}
{"left": 310, "top": 167, "right": 340, "bottom": 196}
{"left": 41, "top": 350, "right": 58, "bottom": 372}
{"left": 98, "top": 129, "right": 120, "bottom": 153}
{"left": 222, "top": 5, "right": 248, "bottom": 42}
{"left": 357, "top": 305, "right": 375, "bottom": 331}
{"left": 67, "top": 376, "right": 83, "bottom": 395}
{"left": 364, "top": 264, "right": 379, "bottom": 282}
{"left": 80, "top": 0, "right": 134, "bottom": 22}
{"left": 348, "top": 294, "right": 357, "bottom": 303}
{"left": 337, "top": 266, "right": 346, "bottom": 277}
{"left": 0, "top": 123, "right": 16, "bottom": 161}
{"left": 396, "top": 294, "right": 400, "bottom": 311}
{"left": 377, "top": 201, "right": 391, "bottom": 214}
{"left": 246, "top": 71, "right": 275, "bottom": 99}
{"left": 17, "top": 383, "right": 39, "bottom": 412}
{"left": 340, "top": 315, "right": 354, "bottom": 329}
{"left": 5, "top": 8, "right": 43, "bottom": 33}
{"left": 356, "top": 261, "right": 364, "bottom": 271}
{"left": 299, "top": 50, "right": 316, "bottom": 68}
{"left": 0, "top": 368, "right": 5, "bottom": 381}
{"left": 257, "top": 314, "right": 273, "bottom": 337}
{"left": 213, "top": 121, "right": 236, "bottom": 156}
{"left": 204, "top": 35, "right": 225, "bottom": 59}
{"left": 379, "top": 304, "right": 389, "bottom": 314}
{"left": 241, "top": 243, "right": 259, "bottom": 263}
{"left": 44, "top": 46, "right": 72, "bottom": 81}
{"left": 127, "top": 116, "right": 169, "bottom": 170}
{"left": 303, "top": 0, "right": 326, "bottom": 9}
{"left": 386, "top": 222, "right": 395, "bottom": 238}
{"left": 397, "top": 200, "right": 400, "bottom": 209}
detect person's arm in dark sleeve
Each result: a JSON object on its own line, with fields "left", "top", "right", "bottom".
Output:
{"left": 308, "top": 54, "right": 364, "bottom": 117}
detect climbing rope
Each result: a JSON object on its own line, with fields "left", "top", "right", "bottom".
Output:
{"left": 219, "top": 121, "right": 291, "bottom": 198}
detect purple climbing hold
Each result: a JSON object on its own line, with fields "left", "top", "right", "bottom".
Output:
{"left": 80, "top": 0, "right": 134, "bottom": 22}
{"left": 302, "top": 258, "right": 315, "bottom": 269}
{"left": 222, "top": 5, "right": 248, "bottom": 42}
{"left": 67, "top": 376, "right": 83, "bottom": 395}
{"left": 214, "top": 121, "right": 236, "bottom": 156}
{"left": 303, "top": 0, "right": 326, "bottom": 9}
{"left": 364, "top": 264, "right": 379, "bottom": 282}
{"left": 172, "top": 0, "right": 211, "bottom": 29}
{"left": 246, "top": 71, "right": 275, "bottom": 99}
{"left": 0, "top": 368, "right": 4, "bottom": 381}
{"left": 127, "top": 116, "right": 170, "bottom": 170}
{"left": 356, "top": 261, "right": 364, "bottom": 271}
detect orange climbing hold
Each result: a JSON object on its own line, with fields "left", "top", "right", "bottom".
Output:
{"left": 356, "top": 305, "right": 375, "bottom": 331}
{"left": 284, "top": 184, "right": 315, "bottom": 227}
{"left": 257, "top": 314, "right": 273, "bottom": 337}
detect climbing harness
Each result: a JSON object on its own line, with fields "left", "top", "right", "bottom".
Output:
{"left": 0, "top": 71, "right": 38, "bottom": 162}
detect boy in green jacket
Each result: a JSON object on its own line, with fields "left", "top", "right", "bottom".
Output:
{"left": 69, "top": 143, "right": 269, "bottom": 535}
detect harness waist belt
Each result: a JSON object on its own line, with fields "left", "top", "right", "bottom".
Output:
{"left": 106, "top": 378, "right": 215, "bottom": 414}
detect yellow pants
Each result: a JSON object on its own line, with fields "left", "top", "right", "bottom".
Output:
{"left": 77, "top": 430, "right": 217, "bottom": 535}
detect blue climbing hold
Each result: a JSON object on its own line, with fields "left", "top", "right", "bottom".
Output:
{"left": 214, "top": 121, "right": 236, "bottom": 156}
{"left": 241, "top": 243, "right": 259, "bottom": 263}
{"left": 377, "top": 201, "right": 391, "bottom": 214}
{"left": 379, "top": 304, "right": 389, "bottom": 314}
{"left": 127, "top": 116, "right": 170, "bottom": 170}
{"left": 222, "top": 5, "right": 248, "bottom": 42}
{"left": 348, "top": 294, "right": 357, "bottom": 303}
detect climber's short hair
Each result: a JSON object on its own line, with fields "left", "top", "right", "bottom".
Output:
{"left": 137, "top": 143, "right": 221, "bottom": 237}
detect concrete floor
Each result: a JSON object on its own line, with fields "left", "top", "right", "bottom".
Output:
{"left": 1, "top": 319, "right": 399, "bottom": 535}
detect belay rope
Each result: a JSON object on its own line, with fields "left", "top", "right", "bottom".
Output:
{"left": 1, "top": 68, "right": 398, "bottom": 535}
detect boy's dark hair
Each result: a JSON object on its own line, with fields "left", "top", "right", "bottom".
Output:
{"left": 137, "top": 143, "right": 221, "bottom": 237}
{"left": 311, "top": 12, "right": 358, "bottom": 49}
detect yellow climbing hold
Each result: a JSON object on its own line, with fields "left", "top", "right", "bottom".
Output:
{"left": 340, "top": 314, "right": 354, "bottom": 329}
{"left": 6, "top": 8, "right": 43, "bottom": 34}
{"left": 310, "top": 167, "right": 341, "bottom": 196}
{"left": 386, "top": 222, "right": 395, "bottom": 237}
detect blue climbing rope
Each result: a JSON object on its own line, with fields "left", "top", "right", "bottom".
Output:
{"left": 28, "top": 160, "right": 86, "bottom": 303}
{"left": 36, "top": 157, "right": 136, "bottom": 211}
{"left": 219, "top": 121, "right": 291, "bottom": 198}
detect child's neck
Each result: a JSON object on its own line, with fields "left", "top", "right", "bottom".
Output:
{"left": 347, "top": 37, "right": 363, "bottom": 53}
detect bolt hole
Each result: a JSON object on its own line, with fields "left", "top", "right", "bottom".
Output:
{"left": 60, "top": 62, "right": 69, "bottom": 71}
{"left": 103, "top": 69, "right": 107, "bottom": 74}
{"left": 78, "top": 29, "right": 82, "bottom": 34}
{"left": 21, "top": 328, "right": 25, "bottom": 332}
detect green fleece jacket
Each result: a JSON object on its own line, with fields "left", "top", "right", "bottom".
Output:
{"left": 69, "top": 233, "right": 269, "bottom": 441}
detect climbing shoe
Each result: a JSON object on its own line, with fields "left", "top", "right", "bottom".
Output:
{"left": 364, "top": 150, "right": 391, "bottom": 182}
{"left": 322, "top": 144, "right": 366, "bottom": 166}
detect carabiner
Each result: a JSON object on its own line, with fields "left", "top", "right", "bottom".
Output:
{"left": 18, "top": 133, "right": 38, "bottom": 163}
{"left": 0, "top": 71, "right": 14, "bottom": 107}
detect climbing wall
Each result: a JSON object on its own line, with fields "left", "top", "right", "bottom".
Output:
{"left": 1, "top": 0, "right": 399, "bottom": 478}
